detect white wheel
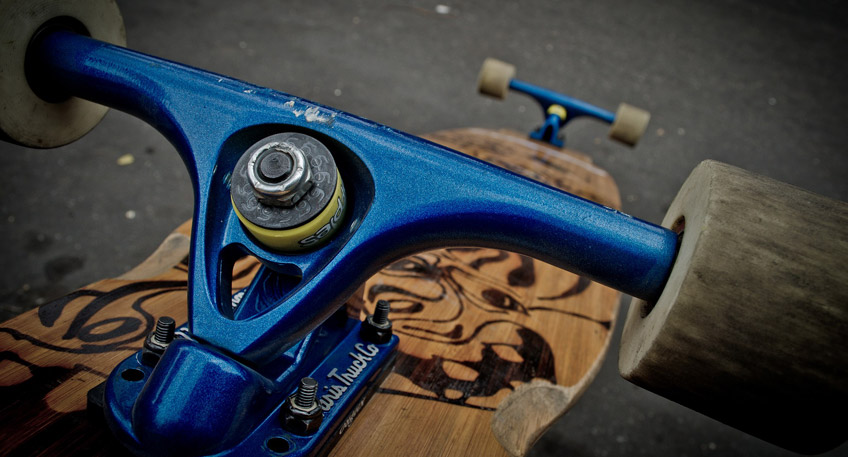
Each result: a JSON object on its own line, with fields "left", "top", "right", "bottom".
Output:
{"left": 0, "top": 0, "right": 126, "bottom": 148}
{"left": 608, "top": 103, "right": 650, "bottom": 147}
{"left": 477, "top": 58, "right": 515, "bottom": 100}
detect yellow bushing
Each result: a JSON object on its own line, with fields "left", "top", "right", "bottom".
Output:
{"left": 547, "top": 104, "right": 567, "bottom": 120}
{"left": 233, "top": 171, "right": 347, "bottom": 251}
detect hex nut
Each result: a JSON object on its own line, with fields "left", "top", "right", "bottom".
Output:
{"left": 247, "top": 141, "right": 314, "bottom": 207}
{"left": 360, "top": 314, "right": 393, "bottom": 344}
{"left": 280, "top": 395, "right": 323, "bottom": 435}
{"left": 140, "top": 316, "right": 175, "bottom": 366}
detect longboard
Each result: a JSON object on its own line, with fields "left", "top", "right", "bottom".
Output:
{"left": 0, "top": 128, "right": 621, "bottom": 457}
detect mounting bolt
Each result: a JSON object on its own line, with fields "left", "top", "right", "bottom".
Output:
{"left": 294, "top": 377, "right": 319, "bottom": 410}
{"left": 360, "top": 300, "right": 393, "bottom": 344}
{"left": 280, "top": 377, "right": 324, "bottom": 435}
{"left": 247, "top": 141, "right": 314, "bottom": 207}
{"left": 141, "top": 316, "right": 176, "bottom": 366}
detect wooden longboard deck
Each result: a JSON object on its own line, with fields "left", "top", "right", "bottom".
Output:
{"left": 0, "top": 128, "right": 621, "bottom": 457}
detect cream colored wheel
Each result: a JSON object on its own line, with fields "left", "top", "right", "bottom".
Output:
{"left": 477, "top": 58, "right": 515, "bottom": 99}
{"left": 620, "top": 161, "right": 848, "bottom": 453}
{"left": 608, "top": 103, "right": 650, "bottom": 147}
{"left": 0, "top": 0, "right": 125, "bottom": 148}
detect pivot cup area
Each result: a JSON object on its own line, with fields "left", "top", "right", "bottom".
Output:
{"left": 231, "top": 132, "right": 346, "bottom": 251}
{"left": 247, "top": 140, "right": 313, "bottom": 207}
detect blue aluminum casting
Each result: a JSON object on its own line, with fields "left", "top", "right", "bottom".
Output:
{"left": 28, "top": 29, "right": 679, "bottom": 456}
{"left": 507, "top": 79, "right": 617, "bottom": 146}
{"left": 104, "top": 314, "right": 397, "bottom": 457}
{"left": 533, "top": 111, "right": 568, "bottom": 147}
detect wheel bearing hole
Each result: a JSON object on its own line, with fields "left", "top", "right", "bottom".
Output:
{"left": 671, "top": 215, "right": 686, "bottom": 235}
{"left": 25, "top": 16, "right": 91, "bottom": 103}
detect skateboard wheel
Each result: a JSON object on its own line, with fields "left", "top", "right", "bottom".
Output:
{"left": 608, "top": 103, "right": 650, "bottom": 146}
{"left": 619, "top": 161, "right": 848, "bottom": 454}
{"left": 0, "top": 0, "right": 126, "bottom": 148}
{"left": 477, "top": 58, "right": 515, "bottom": 99}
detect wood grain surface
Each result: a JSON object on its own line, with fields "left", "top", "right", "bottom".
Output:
{"left": 0, "top": 128, "right": 621, "bottom": 457}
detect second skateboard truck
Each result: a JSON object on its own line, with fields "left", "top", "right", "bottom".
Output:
{"left": 478, "top": 58, "right": 650, "bottom": 147}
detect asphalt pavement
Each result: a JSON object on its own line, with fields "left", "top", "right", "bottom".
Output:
{"left": 1, "top": 1, "right": 846, "bottom": 456}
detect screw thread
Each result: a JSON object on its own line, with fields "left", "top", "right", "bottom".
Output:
{"left": 295, "top": 377, "right": 318, "bottom": 409}
{"left": 153, "top": 316, "right": 175, "bottom": 344}
{"left": 373, "top": 300, "right": 391, "bottom": 326}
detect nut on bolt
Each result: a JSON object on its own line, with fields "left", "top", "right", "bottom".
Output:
{"left": 141, "top": 316, "right": 175, "bottom": 366}
{"left": 230, "top": 132, "right": 345, "bottom": 252}
{"left": 360, "top": 300, "right": 393, "bottom": 344}
{"left": 247, "top": 141, "right": 313, "bottom": 207}
{"left": 280, "top": 377, "right": 324, "bottom": 435}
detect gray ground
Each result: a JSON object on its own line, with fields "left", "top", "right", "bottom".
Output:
{"left": 1, "top": 0, "right": 847, "bottom": 456}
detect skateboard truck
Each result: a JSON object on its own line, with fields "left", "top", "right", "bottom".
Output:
{"left": 3, "top": 3, "right": 680, "bottom": 456}
{"left": 477, "top": 58, "right": 651, "bottom": 147}
{"left": 5, "top": 2, "right": 848, "bottom": 455}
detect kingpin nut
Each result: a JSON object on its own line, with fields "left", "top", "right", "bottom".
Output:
{"left": 230, "top": 132, "right": 346, "bottom": 252}
{"left": 247, "top": 141, "right": 314, "bottom": 208}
